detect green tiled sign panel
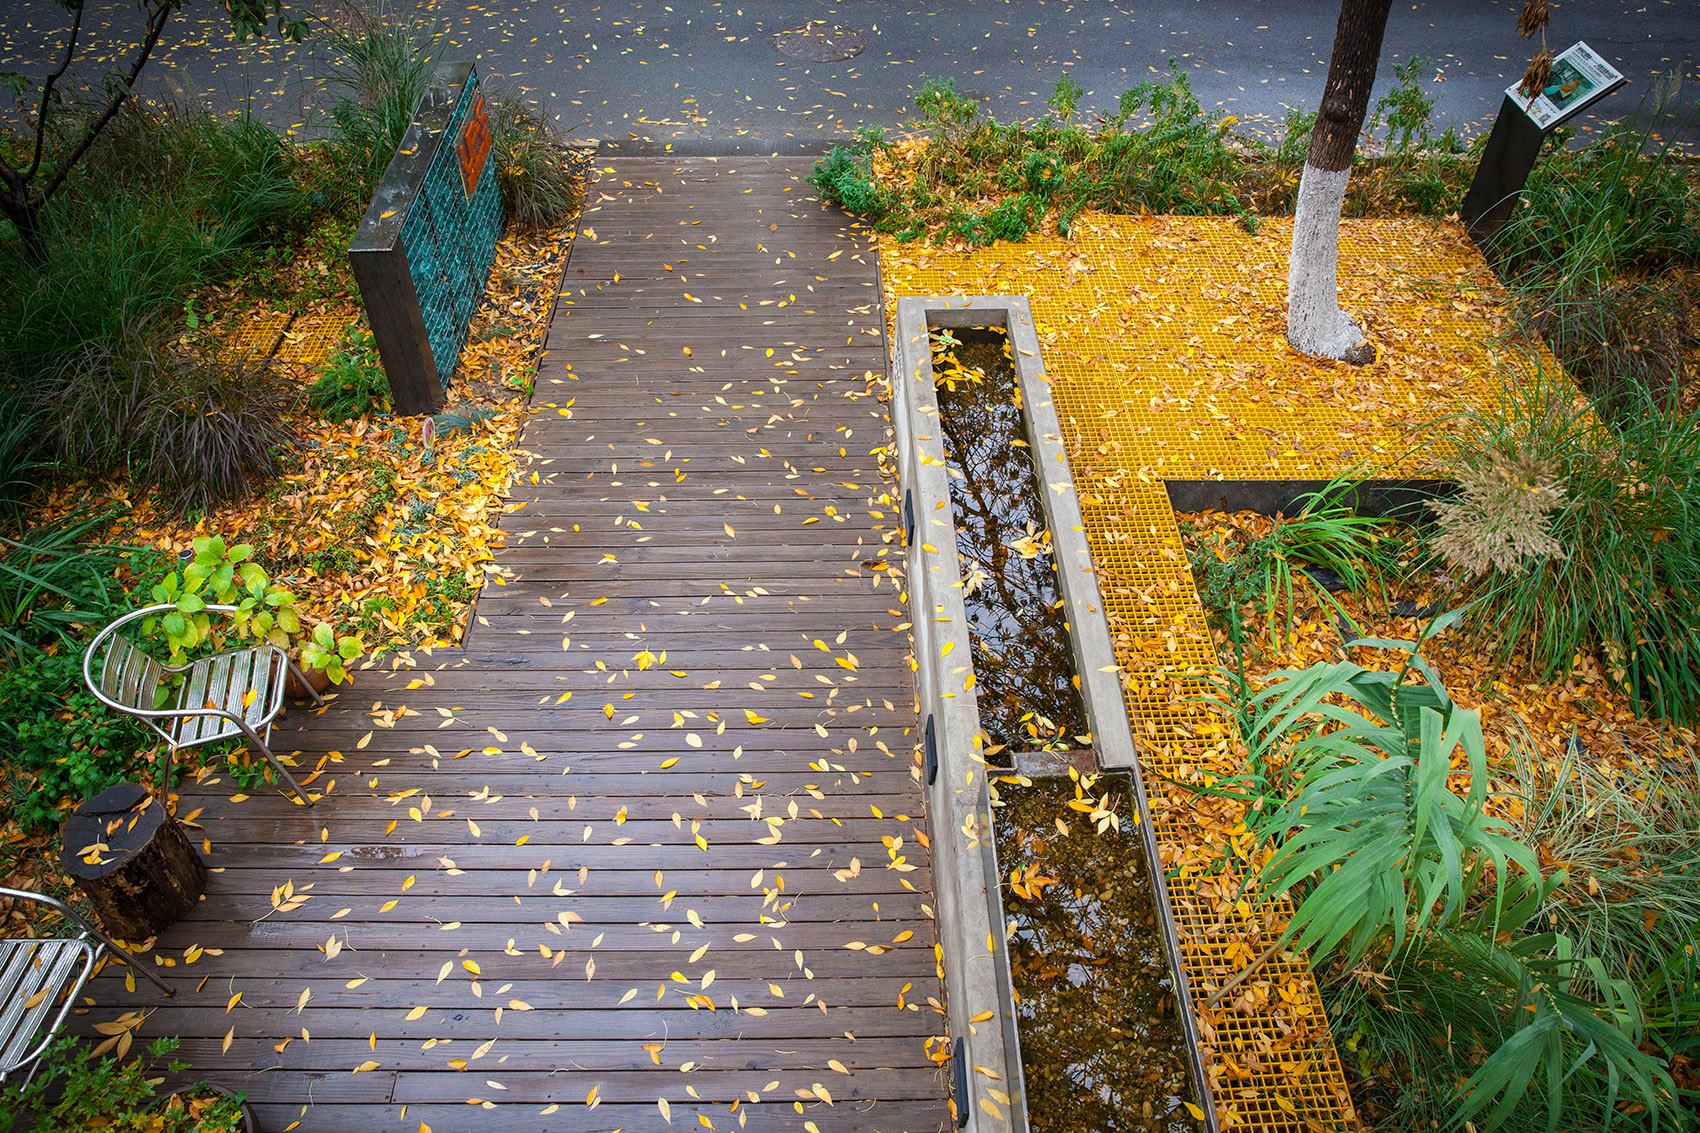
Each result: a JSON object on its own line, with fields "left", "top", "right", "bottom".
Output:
{"left": 350, "top": 62, "right": 506, "bottom": 416}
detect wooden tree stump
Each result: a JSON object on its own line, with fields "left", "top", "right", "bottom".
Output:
{"left": 59, "top": 782, "right": 206, "bottom": 941}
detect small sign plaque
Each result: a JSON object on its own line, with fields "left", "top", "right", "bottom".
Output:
{"left": 1505, "top": 41, "right": 1625, "bottom": 130}
{"left": 457, "top": 93, "right": 493, "bottom": 200}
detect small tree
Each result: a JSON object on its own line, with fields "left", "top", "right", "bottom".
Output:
{"left": 1288, "top": 0, "right": 1555, "bottom": 364}
{"left": 0, "top": 0, "right": 305, "bottom": 256}
{"left": 1286, "top": 0, "right": 1393, "bottom": 365}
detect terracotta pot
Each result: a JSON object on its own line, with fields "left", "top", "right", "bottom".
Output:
{"left": 284, "top": 660, "right": 334, "bottom": 701}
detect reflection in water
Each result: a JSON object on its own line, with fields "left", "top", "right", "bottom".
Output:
{"left": 929, "top": 326, "right": 1202, "bottom": 1132}
{"left": 931, "top": 328, "right": 1088, "bottom": 757}
{"left": 996, "top": 777, "right": 1203, "bottom": 1133}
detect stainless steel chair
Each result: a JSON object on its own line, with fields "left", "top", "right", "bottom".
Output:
{"left": 0, "top": 886, "right": 174, "bottom": 1087}
{"left": 82, "top": 604, "right": 322, "bottom": 806}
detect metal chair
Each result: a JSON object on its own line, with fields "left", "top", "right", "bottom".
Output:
{"left": 0, "top": 886, "right": 174, "bottom": 1087}
{"left": 83, "top": 604, "right": 323, "bottom": 807}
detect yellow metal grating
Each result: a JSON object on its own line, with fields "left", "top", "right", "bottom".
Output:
{"left": 218, "top": 312, "right": 291, "bottom": 362}
{"left": 274, "top": 313, "right": 349, "bottom": 368}
{"left": 883, "top": 215, "right": 1531, "bottom": 1130}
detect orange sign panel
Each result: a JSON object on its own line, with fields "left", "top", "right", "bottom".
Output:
{"left": 457, "top": 94, "right": 493, "bottom": 200}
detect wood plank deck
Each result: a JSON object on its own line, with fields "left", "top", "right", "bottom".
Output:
{"left": 79, "top": 157, "right": 949, "bottom": 1133}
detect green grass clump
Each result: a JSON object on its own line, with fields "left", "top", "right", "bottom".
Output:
{"left": 1435, "top": 368, "right": 1700, "bottom": 726}
{"left": 309, "top": 327, "right": 393, "bottom": 423}
{"left": 318, "top": 2, "right": 440, "bottom": 209}
{"left": 487, "top": 94, "right": 586, "bottom": 231}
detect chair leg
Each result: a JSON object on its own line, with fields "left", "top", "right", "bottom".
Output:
{"left": 158, "top": 745, "right": 176, "bottom": 804}
{"left": 236, "top": 720, "right": 314, "bottom": 807}
{"left": 284, "top": 653, "right": 327, "bottom": 707}
{"left": 88, "top": 928, "right": 176, "bottom": 997}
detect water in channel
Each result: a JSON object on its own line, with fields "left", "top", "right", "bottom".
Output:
{"left": 930, "top": 327, "right": 1204, "bottom": 1133}
{"left": 929, "top": 327, "right": 1088, "bottom": 760}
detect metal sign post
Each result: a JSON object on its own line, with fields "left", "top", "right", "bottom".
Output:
{"left": 1461, "top": 41, "right": 1625, "bottom": 246}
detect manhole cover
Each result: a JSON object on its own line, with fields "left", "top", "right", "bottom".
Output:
{"left": 772, "top": 22, "right": 866, "bottom": 62}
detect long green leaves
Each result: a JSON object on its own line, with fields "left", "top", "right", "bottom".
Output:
{"left": 1221, "top": 632, "right": 1543, "bottom": 967}
{"left": 0, "top": 511, "right": 125, "bottom": 660}
{"left": 1204, "top": 626, "right": 1695, "bottom": 1130}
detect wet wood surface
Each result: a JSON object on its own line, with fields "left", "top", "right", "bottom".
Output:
{"left": 78, "top": 157, "right": 948, "bottom": 1133}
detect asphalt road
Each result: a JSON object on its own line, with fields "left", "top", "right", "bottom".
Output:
{"left": 2, "top": 1, "right": 1696, "bottom": 152}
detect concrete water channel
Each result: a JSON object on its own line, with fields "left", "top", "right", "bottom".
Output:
{"left": 890, "top": 297, "right": 1216, "bottom": 1133}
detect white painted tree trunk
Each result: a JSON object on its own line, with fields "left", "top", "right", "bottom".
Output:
{"left": 1286, "top": 162, "right": 1367, "bottom": 361}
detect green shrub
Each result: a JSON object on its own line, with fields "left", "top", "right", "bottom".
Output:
{"left": 1438, "top": 369, "right": 1700, "bottom": 725}
{"left": 308, "top": 327, "right": 392, "bottom": 422}
{"left": 810, "top": 66, "right": 1252, "bottom": 245}
{"left": 810, "top": 130, "right": 889, "bottom": 215}
{"left": 0, "top": 101, "right": 312, "bottom": 386}
{"left": 2, "top": 1036, "right": 248, "bottom": 1133}
{"left": 486, "top": 93, "right": 585, "bottom": 231}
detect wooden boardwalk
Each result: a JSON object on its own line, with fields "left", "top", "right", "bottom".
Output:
{"left": 83, "top": 158, "right": 948, "bottom": 1132}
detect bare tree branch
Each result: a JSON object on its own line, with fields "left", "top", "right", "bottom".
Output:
{"left": 23, "top": 0, "right": 89, "bottom": 184}
{"left": 34, "top": 0, "right": 176, "bottom": 212}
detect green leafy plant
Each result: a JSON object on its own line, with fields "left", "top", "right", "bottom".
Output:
{"left": 1328, "top": 926, "right": 1681, "bottom": 1133}
{"left": 2, "top": 1035, "right": 250, "bottom": 1132}
{"left": 1, "top": 648, "right": 147, "bottom": 832}
{"left": 308, "top": 326, "right": 392, "bottom": 422}
{"left": 1200, "top": 619, "right": 1691, "bottom": 1130}
{"left": 146, "top": 535, "right": 361, "bottom": 681}
{"left": 1203, "top": 612, "right": 1547, "bottom": 966}
{"left": 809, "top": 129, "right": 889, "bottom": 216}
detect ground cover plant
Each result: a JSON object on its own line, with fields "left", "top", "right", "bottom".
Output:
{"left": 1172, "top": 504, "right": 1700, "bottom": 1130}
{"left": 811, "top": 61, "right": 1475, "bottom": 249}
{"left": 1, "top": 1036, "right": 249, "bottom": 1132}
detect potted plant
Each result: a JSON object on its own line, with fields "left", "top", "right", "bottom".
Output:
{"left": 145, "top": 536, "right": 362, "bottom": 697}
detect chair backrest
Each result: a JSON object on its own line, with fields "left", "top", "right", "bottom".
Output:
{"left": 93, "top": 633, "right": 165, "bottom": 713}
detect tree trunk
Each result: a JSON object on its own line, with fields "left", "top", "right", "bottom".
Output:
{"left": 0, "top": 185, "right": 43, "bottom": 263}
{"left": 1287, "top": 0, "right": 1394, "bottom": 364}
